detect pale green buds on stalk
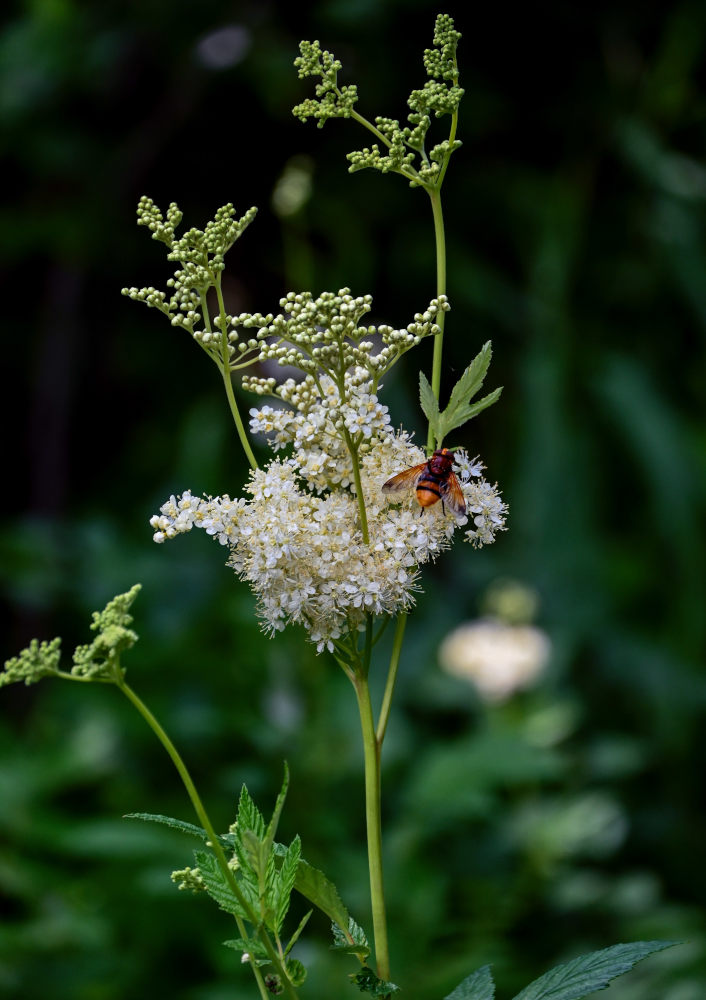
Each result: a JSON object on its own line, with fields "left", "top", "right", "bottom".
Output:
{"left": 121, "top": 199, "right": 257, "bottom": 336}
{"left": 1, "top": 586, "right": 142, "bottom": 688}
{"left": 234, "top": 288, "right": 449, "bottom": 389}
{"left": 292, "top": 40, "right": 359, "bottom": 126}
{"left": 294, "top": 13, "right": 464, "bottom": 191}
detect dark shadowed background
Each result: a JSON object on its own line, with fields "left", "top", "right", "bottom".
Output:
{"left": 1, "top": 1, "right": 705, "bottom": 998}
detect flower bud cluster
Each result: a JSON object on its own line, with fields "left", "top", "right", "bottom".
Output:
{"left": 296, "top": 15, "right": 463, "bottom": 189}
{"left": 233, "top": 288, "right": 447, "bottom": 385}
{"left": 424, "top": 14, "right": 462, "bottom": 80}
{"left": 292, "top": 40, "right": 359, "bottom": 127}
{"left": 121, "top": 200, "right": 257, "bottom": 335}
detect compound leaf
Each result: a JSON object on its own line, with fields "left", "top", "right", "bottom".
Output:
{"left": 510, "top": 941, "right": 679, "bottom": 1000}
{"left": 444, "top": 964, "right": 495, "bottom": 1000}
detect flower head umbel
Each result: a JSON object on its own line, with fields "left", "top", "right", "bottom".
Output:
{"left": 150, "top": 292, "right": 507, "bottom": 650}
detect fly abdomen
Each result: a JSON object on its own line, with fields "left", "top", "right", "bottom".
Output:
{"left": 415, "top": 477, "right": 443, "bottom": 508}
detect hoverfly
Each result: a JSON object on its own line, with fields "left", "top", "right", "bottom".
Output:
{"left": 382, "top": 447, "right": 466, "bottom": 517}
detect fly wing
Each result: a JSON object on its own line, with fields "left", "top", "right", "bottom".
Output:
{"left": 382, "top": 463, "right": 427, "bottom": 494}
{"left": 441, "top": 472, "right": 467, "bottom": 517}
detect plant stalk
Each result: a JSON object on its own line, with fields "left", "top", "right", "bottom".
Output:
{"left": 352, "top": 671, "right": 390, "bottom": 982}
{"left": 201, "top": 287, "right": 259, "bottom": 471}
{"left": 426, "top": 187, "right": 448, "bottom": 451}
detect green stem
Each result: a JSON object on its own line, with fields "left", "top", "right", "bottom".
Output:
{"left": 376, "top": 614, "right": 407, "bottom": 746}
{"left": 343, "top": 428, "right": 370, "bottom": 544}
{"left": 352, "top": 671, "right": 390, "bottom": 982}
{"left": 347, "top": 106, "right": 420, "bottom": 185}
{"left": 349, "top": 107, "right": 393, "bottom": 147}
{"left": 201, "top": 287, "right": 259, "bottom": 472}
{"left": 116, "top": 679, "right": 297, "bottom": 1000}
{"left": 426, "top": 187, "right": 448, "bottom": 453}
{"left": 436, "top": 76, "right": 459, "bottom": 189}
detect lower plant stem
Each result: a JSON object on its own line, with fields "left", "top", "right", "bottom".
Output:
{"left": 116, "top": 679, "right": 295, "bottom": 1000}
{"left": 352, "top": 672, "right": 390, "bottom": 981}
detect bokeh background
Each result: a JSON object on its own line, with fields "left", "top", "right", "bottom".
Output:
{"left": 1, "top": 1, "right": 705, "bottom": 997}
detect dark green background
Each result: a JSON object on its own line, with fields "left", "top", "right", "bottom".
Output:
{"left": 1, "top": 1, "right": 705, "bottom": 997}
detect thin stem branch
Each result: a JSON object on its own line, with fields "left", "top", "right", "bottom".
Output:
{"left": 343, "top": 427, "right": 370, "bottom": 544}
{"left": 201, "top": 287, "right": 259, "bottom": 472}
{"left": 116, "top": 679, "right": 297, "bottom": 1000}
{"left": 376, "top": 614, "right": 407, "bottom": 747}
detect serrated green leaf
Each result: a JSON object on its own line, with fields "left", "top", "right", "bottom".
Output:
{"left": 274, "top": 835, "right": 301, "bottom": 933}
{"left": 332, "top": 915, "right": 368, "bottom": 949}
{"left": 284, "top": 909, "right": 312, "bottom": 957}
{"left": 352, "top": 965, "right": 400, "bottom": 996}
{"left": 124, "top": 812, "right": 232, "bottom": 849}
{"left": 444, "top": 965, "right": 495, "bottom": 1000}
{"left": 236, "top": 786, "right": 266, "bottom": 841}
{"left": 332, "top": 916, "right": 370, "bottom": 960}
{"left": 263, "top": 763, "right": 290, "bottom": 863}
{"left": 286, "top": 958, "right": 307, "bottom": 987}
{"left": 233, "top": 788, "right": 266, "bottom": 891}
{"left": 419, "top": 370, "right": 441, "bottom": 434}
{"left": 445, "top": 342, "right": 493, "bottom": 417}
{"left": 223, "top": 937, "right": 268, "bottom": 960}
{"left": 289, "top": 855, "right": 351, "bottom": 935}
{"left": 438, "top": 386, "right": 502, "bottom": 439}
{"left": 511, "top": 941, "right": 679, "bottom": 1000}
{"left": 194, "top": 849, "right": 249, "bottom": 919}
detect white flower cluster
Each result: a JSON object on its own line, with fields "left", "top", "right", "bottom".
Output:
{"left": 249, "top": 369, "right": 391, "bottom": 492}
{"left": 150, "top": 376, "right": 507, "bottom": 650}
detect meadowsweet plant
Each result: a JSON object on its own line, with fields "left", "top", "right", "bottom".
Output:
{"left": 4, "top": 14, "right": 675, "bottom": 1000}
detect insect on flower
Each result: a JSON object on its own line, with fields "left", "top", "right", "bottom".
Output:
{"left": 382, "top": 447, "right": 466, "bottom": 518}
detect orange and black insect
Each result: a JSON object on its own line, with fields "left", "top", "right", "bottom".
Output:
{"left": 382, "top": 447, "right": 466, "bottom": 518}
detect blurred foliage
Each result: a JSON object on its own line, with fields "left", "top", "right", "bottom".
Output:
{"left": 1, "top": 0, "right": 705, "bottom": 998}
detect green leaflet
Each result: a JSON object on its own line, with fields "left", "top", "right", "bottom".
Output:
{"left": 128, "top": 808, "right": 353, "bottom": 937}
{"left": 420, "top": 341, "right": 502, "bottom": 447}
{"left": 444, "top": 965, "right": 495, "bottom": 1000}
{"left": 331, "top": 915, "right": 370, "bottom": 962}
{"left": 419, "top": 370, "right": 440, "bottom": 430}
{"left": 223, "top": 938, "right": 269, "bottom": 962}
{"left": 274, "top": 835, "right": 301, "bottom": 934}
{"left": 194, "top": 849, "right": 249, "bottom": 919}
{"left": 286, "top": 958, "right": 307, "bottom": 987}
{"left": 352, "top": 965, "right": 400, "bottom": 996}
{"left": 284, "top": 910, "right": 312, "bottom": 957}
{"left": 278, "top": 848, "right": 352, "bottom": 937}
{"left": 124, "top": 812, "right": 232, "bottom": 850}
{"left": 510, "top": 941, "right": 678, "bottom": 1000}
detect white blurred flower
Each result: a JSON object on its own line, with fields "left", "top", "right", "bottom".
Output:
{"left": 439, "top": 620, "right": 549, "bottom": 701}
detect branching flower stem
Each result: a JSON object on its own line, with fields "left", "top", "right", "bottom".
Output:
{"left": 426, "top": 186, "right": 448, "bottom": 452}
{"left": 346, "top": 103, "right": 420, "bottom": 185}
{"left": 200, "top": 287, "right": 259, "bottom": 472}
{"left": 116, "top": 678, "right": 297, "bottom": 1000}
